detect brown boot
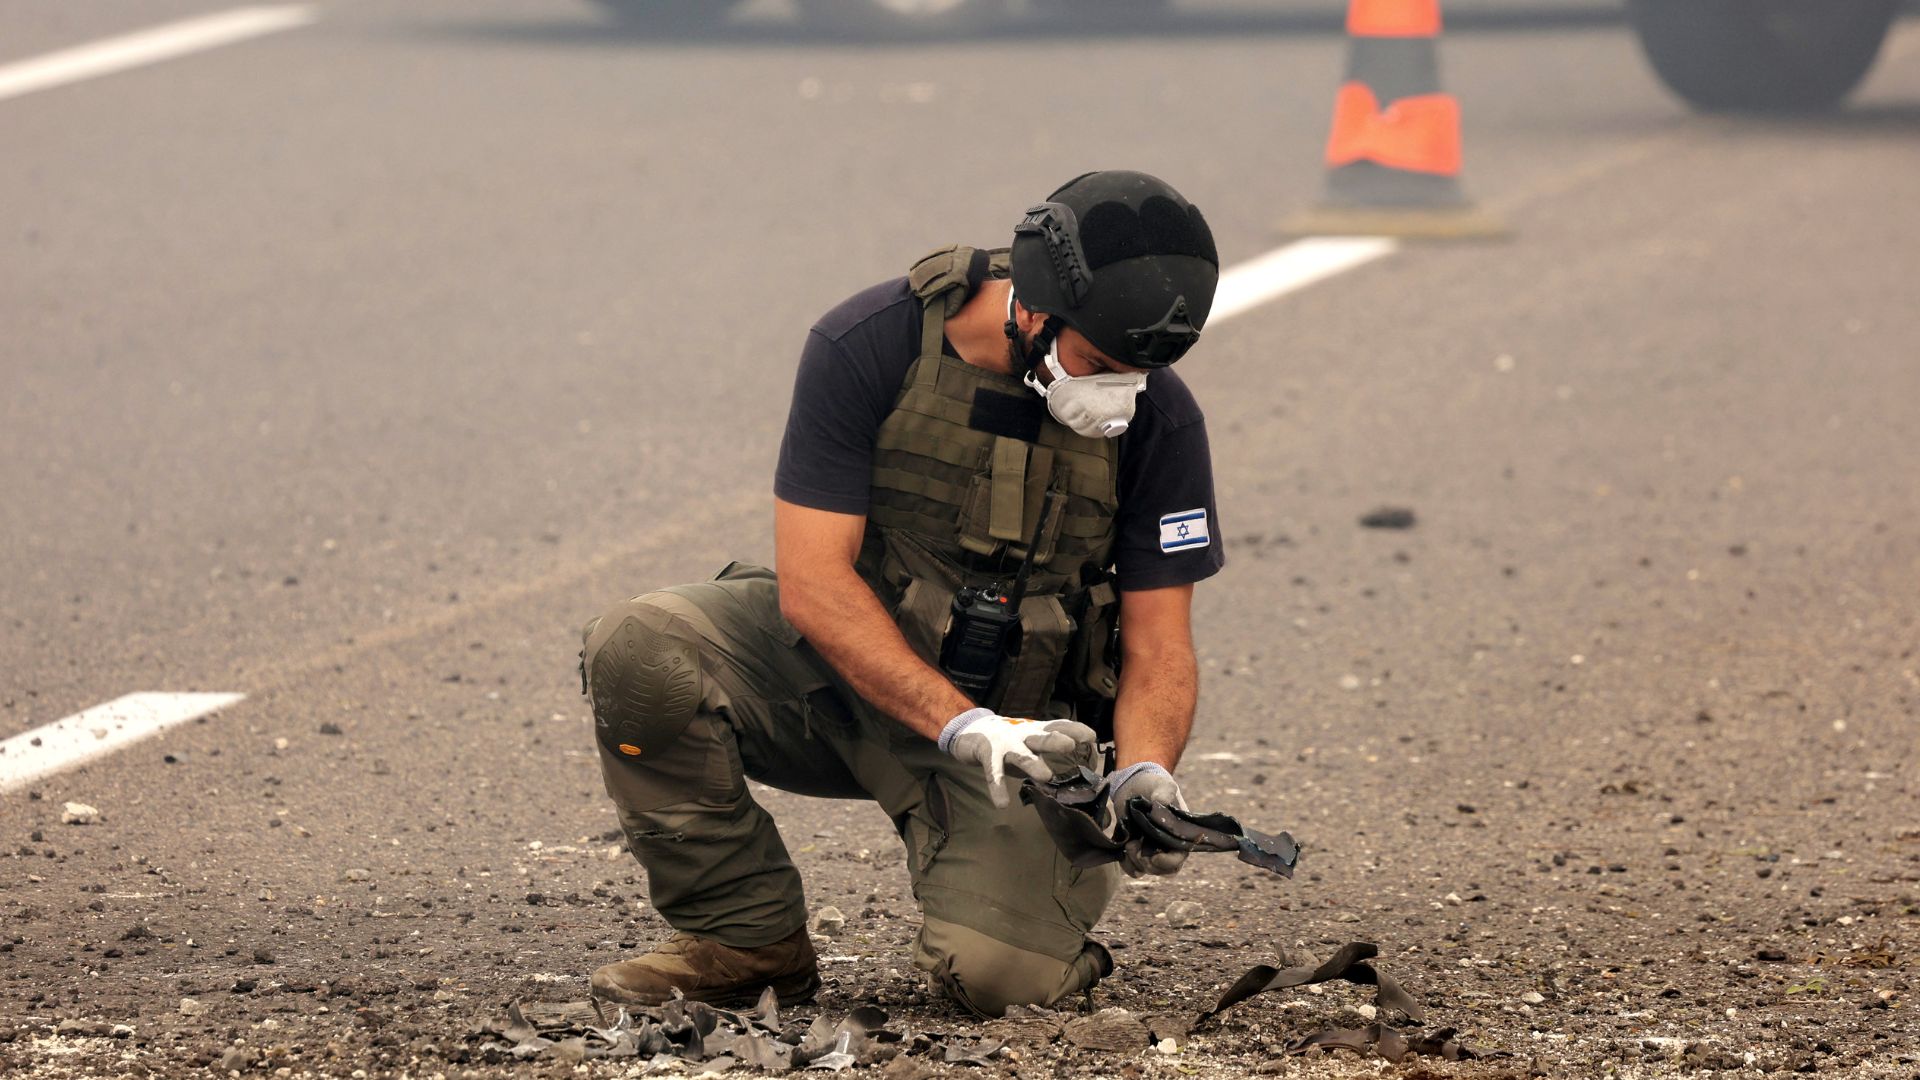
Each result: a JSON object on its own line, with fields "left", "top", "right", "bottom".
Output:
{"left": 590, "top": 926, "right": 820, "bottom": 1007}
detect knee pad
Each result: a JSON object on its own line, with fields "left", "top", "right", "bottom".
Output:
{"left": 586, "top": 606, "right": 703, "bottom": 762}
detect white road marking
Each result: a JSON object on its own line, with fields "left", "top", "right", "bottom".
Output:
{"left": 1211, "top": 237, "right": 1400, "bottom": 325}
{"left": 0, "top": 6, "right": 314, "bottom": 104}
{"left": 0, "top": 692, "right": 245, "bottom": 793}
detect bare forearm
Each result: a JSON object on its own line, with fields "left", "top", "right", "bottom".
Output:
{"left": 781, "top": 569, "right": 971, "bottom": 741}
{"left": 1111, "top": 647, "right": 1197, "bottom": 772}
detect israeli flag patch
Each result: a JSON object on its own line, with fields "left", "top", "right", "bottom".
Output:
{"left": 1158, "top": 508, "right": 1210, "bottom": 553}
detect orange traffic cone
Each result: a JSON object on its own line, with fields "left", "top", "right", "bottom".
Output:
{"left": 1285, "top": 0, "right": 1505, "bottom": 239}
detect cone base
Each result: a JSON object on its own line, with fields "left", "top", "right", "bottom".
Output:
{"left": 1281, "top": 202, "right": 1509, "bottom": 241}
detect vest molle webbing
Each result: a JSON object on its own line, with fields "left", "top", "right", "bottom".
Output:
{"left": 856, "top": 245, "right": 1123, "bottom": 719}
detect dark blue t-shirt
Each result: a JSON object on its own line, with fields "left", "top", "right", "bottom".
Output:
{"left": 775, "top": 277, "right": 1224, "bottom": 592}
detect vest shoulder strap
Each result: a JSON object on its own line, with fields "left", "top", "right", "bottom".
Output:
{"left": 907, "top": 245, "right": 1013, "bottom": 317}
{"left": 908, "top": 245, "right": 1011, "bottom": 360}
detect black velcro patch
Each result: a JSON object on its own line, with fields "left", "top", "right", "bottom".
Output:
{"left": 969, "top": 388, "right": 1046, "bottom": 443}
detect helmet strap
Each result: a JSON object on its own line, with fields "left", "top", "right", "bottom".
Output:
{"left": 1004, "top": 288, "right": 1060, "bottom": 382}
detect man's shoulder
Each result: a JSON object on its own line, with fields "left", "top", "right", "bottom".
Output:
{"left": 811, "top": 276, "right": 918, "bottom": 346}
{"left": 1137, "top": 366, "right": 1205, "bottom": 431}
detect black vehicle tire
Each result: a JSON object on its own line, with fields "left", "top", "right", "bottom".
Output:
{"left": 1052, "top": 0, "right": 1168, "bottom": 11}
{"left": 793, "top": 0, "right": 1005, "bottom": 39}
{"left": 587, "top": 0, "right": 734, "bottom": 29}
{"left": 1626, "top": 0, "right": 1897, "bottom": 112}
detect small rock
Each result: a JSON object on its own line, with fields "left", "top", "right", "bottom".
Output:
{"left": 1165, "top": 900, "right": 1205, "bottom": 929}
{"left": 340, "top": 868, "right": 372, "bottom": 883}
{"left": 61, "top": 802, "right": 101, "bottom": 825}
{"left": 1359, "top": 506, "right": 1416, "bottom": 529}
{"left": 1065, "top": 1008, "right": 1149, "bottom": 1052}
{"left": 218, "top": 1046, "right": 249, "bottom": 1072}
{"left": 1756, "top": 948, "right": 1789, "bottom": 962}
{"left": 1144, "top": 1014, "right": 1193, "bottom": 1042}
{"left": 252, "top": 947, "right": 275, "bottom": 965}
{"left": 881, "top": 1055, "right": 940, "bottom": 1080}
{"left": 318, "top": 722, "right": 344, "bottom": 736}
{"left": 1444, "top": 892, "right": 1464, "bottom": 906}
{"left": 1521, "top": 991, "right": 1546, "bottom": 1005}
{"left": 1154, "top": 1038, "right": 1179, "bottom": 1055}
{"left": 812, "top": 905, "right": 846, "bottom": 936}
{"left": 57, "top": 1020, "right": 111, "bottom": 1037}
{"left": 179, "top": 997, "right": 207, "bottom": 1017}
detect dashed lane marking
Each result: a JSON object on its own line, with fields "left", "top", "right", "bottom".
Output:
{"left": 0, "top": 6, "right": 315, "bottom": 104}
{"left": 0, "top": 692, "right": 245, "bottom": 793}
{"left": 1211, "top": 237, "right": 1399, "bottom": 325}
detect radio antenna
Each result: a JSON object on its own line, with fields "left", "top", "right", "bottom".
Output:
{"left": 1006, "top": 491, "right": 1054, "bottom": 617}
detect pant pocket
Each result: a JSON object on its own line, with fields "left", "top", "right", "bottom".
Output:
{"left": 901, "top": 773, "right": 952, "bottom": 881}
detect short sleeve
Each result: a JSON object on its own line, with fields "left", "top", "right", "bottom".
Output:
{"left": 773, "top": 330, "right": 896, "bottom": 515}
{"left": 1111, "top": 386, "right": 1226, "bottom": 592}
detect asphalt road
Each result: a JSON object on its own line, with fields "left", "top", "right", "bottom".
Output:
{"left": 4, "top": 1, "right": 1918, "bottom": 1076}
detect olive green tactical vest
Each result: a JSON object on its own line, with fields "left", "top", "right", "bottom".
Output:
{"left": 854, "top": 245, "right": 1123, "bottom": 718}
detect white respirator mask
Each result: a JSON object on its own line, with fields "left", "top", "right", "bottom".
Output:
{"left": 1010, "top": 293, "right": 1147, "bottom": 439}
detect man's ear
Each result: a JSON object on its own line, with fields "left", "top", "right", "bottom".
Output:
{"left": 1012, "top": 298, "right": 1046, "bottom": 337}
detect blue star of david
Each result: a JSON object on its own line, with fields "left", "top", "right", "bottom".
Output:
{"left": 1176, "top": 523, "right": 1191, "bottom": 539}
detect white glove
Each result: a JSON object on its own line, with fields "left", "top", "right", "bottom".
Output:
{"left": 938, "top": 708, "right": 1099, "bottom": 809}
{"left": 1109, "top": 762, "right": 1189, "bottom": 878}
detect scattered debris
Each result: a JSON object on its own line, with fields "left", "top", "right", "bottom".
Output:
{"left": 940, "top": 1036, "right": 1006, "bottom": 1066}
{"left": 1022, "top": 770, "right": 1298, "bottom": 877}
{"left": 1064, "top": 1008, "right": 1150, "bottom": 1052}
{"left": 1165, "top": 900, "right": 1205, "bottom": 929}
{"left": 1359, "top": 506, "right": 1417, "bottom": 529}
{"left": 812, "top": 905, "right": 847, "bottom": 937}
{"left": 1200, "top": 942, "right": 1424, "bottom": 1023}
{"left": 475, "top": 991, "right": 997, "bottom": 1070}
{"left": 1290, "top": 1022, "right": 1484, "bottom": 1063}
{"left": 61, "top": 802, "right": 101, "bottom": 825}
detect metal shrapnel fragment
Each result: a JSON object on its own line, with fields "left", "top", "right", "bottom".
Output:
{"left": 1019, "top": 770, "right": 1299, "bottom": 877}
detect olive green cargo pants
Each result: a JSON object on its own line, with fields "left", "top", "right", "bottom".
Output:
{"left": 581, "top": 563, "right": 1118, "bottom": 1017}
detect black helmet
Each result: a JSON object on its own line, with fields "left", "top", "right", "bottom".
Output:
{"left": 1009, "top": 170, "right": 1219, "bottom": 369}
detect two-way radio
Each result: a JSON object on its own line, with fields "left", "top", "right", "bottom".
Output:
{"left": 938, "top": 493, "right": 1054, "bottom": 703}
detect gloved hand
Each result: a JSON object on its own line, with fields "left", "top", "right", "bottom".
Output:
{"left": 1108, "top": 762, "right": 1189, "bottom": 878}
{"left": 939, "top": 707, "right": 1099, "bottom": 809}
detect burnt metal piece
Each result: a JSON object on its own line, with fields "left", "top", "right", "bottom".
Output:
{"left": 1019, "top": 771, "right": 1299, "bottom": 877}
{"left": 1359, "top": 506, "right": 1417, "bottom": 529}
{"left": 1286, "top": 1022, "right": 1484, "bottom": 1063}
{"left": 1201, "top": 942, "right": 1424, "bottom": 1023}
{"left": 1126, "top": 798, "right": 1299, "bottom": 876}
